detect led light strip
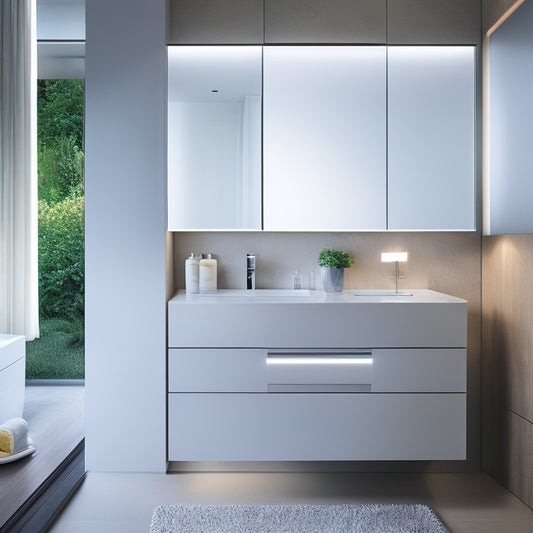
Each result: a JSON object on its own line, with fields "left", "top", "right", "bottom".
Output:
{"left": 266, "top": 357, "right": 373, "bottom": 365}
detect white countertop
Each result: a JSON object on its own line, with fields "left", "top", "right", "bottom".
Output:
{"left": 170, "top": 288, "right": 466, "bottom": 305}
{"left": 169, "top": 288, "right": 467, "bottom": 349}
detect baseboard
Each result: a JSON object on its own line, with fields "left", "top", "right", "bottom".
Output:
{"left": 25, "top": 379, "right": 85, "bottom": 387}
{"left": 1, "top": 440, "right": 85, "bottom": 533}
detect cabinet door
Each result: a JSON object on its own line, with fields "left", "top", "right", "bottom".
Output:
{"left": 167, "top": 46, "right": 262, "bottom": 230}
{"left": 167, "top": 0, "right": 263, "bottom": 44}
{"left": 263, "top": 46, "right": 387, "bottom": 231}
{"left": 264, "top": 0, "right": 385, "bottom": 44}
{"left": 387, "top": 46, "right": 475, "bottom": 230}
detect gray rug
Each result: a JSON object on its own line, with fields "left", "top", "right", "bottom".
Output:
{"left": 150, "top": 504, "right": 448, "bottom": 533}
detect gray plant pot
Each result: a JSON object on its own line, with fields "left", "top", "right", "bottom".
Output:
{"left": 321, "top": 267, "right": 345, "bottom": 293}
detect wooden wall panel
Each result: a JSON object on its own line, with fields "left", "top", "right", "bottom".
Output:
{"left": 505, "top": 409, "right": 533, "bottom": 508}
{"left": 482, "top": 235, "right": 533, "bottom": 422}
{"left": 482, "top": 234, "right": 533, "bottom": 509}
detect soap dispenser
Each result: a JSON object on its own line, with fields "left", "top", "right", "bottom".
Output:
{"left": 199, "top": 254, "right": 217, "bottom": 294}
{"left": 185, "top": 253, "right": 200, "bottom": 294}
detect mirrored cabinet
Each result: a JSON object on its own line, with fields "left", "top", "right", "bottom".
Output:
{"left": 167, "top": 45, "right": 475, "bottom": 232}
{"left": 167, "top": 46, "right": 262, "bottom": 230}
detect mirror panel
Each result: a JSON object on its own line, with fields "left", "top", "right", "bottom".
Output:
{"left": 387, "top": 46, "right": 475, "bottom": 230}
{"left": 488, "top": 0, "right": 533, "bottom": 234}
{"left": 167, "top": 46, "right": 262, "bottom": 230}
{"left": 263, "top": 46, "right": 387, "bottom": 231}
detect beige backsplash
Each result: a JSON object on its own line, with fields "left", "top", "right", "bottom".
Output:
{"left": 173, "top": 231, "right": 480, "bottom": 298}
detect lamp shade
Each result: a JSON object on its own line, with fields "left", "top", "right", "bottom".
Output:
{"left": 381, "top": 252, "right": 408, "bottom": 263}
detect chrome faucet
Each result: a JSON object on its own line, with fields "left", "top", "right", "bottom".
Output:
{"left": 247, "top": 253, "right": 256, "bottom": 290}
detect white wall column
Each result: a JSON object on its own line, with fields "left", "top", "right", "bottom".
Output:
{"left": 85, "top": 0, "right": 167, "bottom": 472}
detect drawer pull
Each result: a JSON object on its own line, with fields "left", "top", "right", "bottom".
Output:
{"left": 267, "top": 354, "right": 372, "bottom": 366}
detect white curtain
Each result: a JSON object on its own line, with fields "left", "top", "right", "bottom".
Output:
{"left": 0, "top": 0, "right": 39, "bottom": 340}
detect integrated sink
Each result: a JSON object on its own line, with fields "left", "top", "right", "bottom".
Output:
{"left": 353, "top": 290, "right": 413, "bottom": 296}
{"left": 198, "top": 289, "right": 312, "bottom": 297}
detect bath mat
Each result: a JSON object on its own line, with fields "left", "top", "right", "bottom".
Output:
{"left": 150, "top": 503, "right": 448, "bottom": 533}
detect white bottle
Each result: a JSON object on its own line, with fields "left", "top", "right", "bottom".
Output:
{"left": 185, "top": 253, "right": 200, "bottom": 294}
{"left": 199, "top": 254, "right": 217, "bottom": 294}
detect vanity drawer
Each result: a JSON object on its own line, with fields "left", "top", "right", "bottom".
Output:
{"left": 169, "top": 348, "right": 465, "bottom": 392}
{"left": 372, "top": 349, "right": 466, "bottom": 392}
{"left": 168, "top": 349, "right": 266, "bottom": 392}
{"left": 168, "top": 392, "right": 466, "bottom": 461}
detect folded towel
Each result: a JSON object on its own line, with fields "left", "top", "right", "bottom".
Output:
{"left": 0, "top": 418, "right": 30, "bottom": 456}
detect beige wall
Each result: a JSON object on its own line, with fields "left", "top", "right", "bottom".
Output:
{"left": 481, "top": 0, "right": 533, "bottom": 510}
{"left": 173, "top": 230, "right": 482, "bottom": 472}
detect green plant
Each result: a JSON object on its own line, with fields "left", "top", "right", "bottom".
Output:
{"left": 318, "top": 248, "right": 354, "bottom": 269}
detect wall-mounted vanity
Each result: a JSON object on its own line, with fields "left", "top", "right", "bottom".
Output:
{"left": 167, "top": 45, "right": 476, "bottom": 232}
{"left": 167, "top": 289, "right": 467, "bottom": 461}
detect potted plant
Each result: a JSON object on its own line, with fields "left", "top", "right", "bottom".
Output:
{"left": 318, "top": 248, "right": 354, "bottom": 293}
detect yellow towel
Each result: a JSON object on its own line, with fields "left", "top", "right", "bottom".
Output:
{"left": 0, "top": 418, "right": 29, "bottom": 456}
{"left": 0, "top": 430, "right": 14, "bottom": 454}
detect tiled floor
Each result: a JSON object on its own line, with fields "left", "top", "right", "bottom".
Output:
{"left": 49, "top": 471, "right": 533, "bottom": 533}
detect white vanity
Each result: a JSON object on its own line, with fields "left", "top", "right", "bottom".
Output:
{"left": 168, "top": 289, "right": 467, "bottom": 461}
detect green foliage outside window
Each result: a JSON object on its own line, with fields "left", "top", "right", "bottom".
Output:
{"left": 38, "top": 79, "right": 84, "bottom": 146}
{"left": 27, "top": 79, "right": 85, "bottom": 380}
{"left": 38, "top": 196, "right": 84, "bottom": 320}
{"left": 38, "top": 79, "right": 84, "bottom": 204}
{"left": 38, "top": 135, "right": 84, "bottom": 203}
{"left": 36, "top": 79, "right": 85, "bottom": 320}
